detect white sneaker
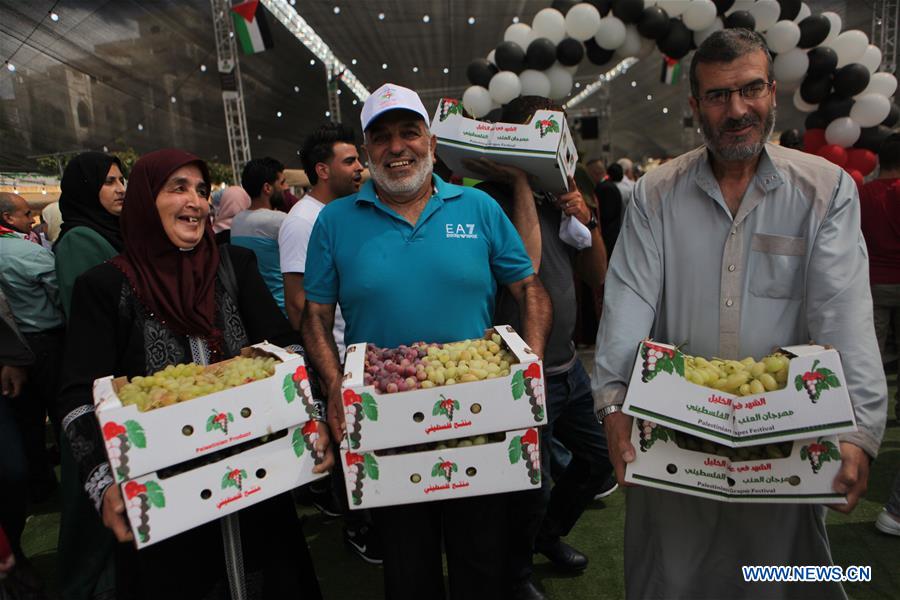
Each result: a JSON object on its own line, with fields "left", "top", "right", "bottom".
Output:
{"left": 875, "top": 510, "right": 900, "bottom": 536}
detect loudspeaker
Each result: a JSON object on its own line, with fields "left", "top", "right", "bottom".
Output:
{"left": 578, "top": 116, "right": 599, "bottom": 139}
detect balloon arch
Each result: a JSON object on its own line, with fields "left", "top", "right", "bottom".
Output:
{"left": 462, "top": 0, "right": 898, "bottom": 182}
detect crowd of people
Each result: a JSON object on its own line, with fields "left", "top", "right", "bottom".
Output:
{"left": 0, "top": 28, "right": 897, "bottom": 600}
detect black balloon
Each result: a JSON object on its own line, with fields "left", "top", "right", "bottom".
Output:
{"left": 778, "top": 0, "right": 802, "bottom": 21}
{"left": 714, "top": 0, "right": 735, "bottom": 15}
{"left": 805, "top": 111, "right": 828, "bottom": 130}
{"left": 884, "top": 103, "right": 900, "bottom": 128}
{"left": 779, "top": 128, "right": 803, "bottom": 149}
{"left": 494, "top": 41, "right": 526, "bottom": 74}
{"left": 612, "top": 0, "right": 643, "bottom": 24}
{"left": 797, "top": 15, "right": 831, "bottom": 49}
{"left": 854, "top": 125, "right": 892, "bottom": 151}
{"left": 818, "top": 95, "right": 855, "bottom": 121}
{"left": 466, "top": 58, "right": 498, "bottom": 88}
{"left": 551, "top": 0, "right": 578, "bottom": 13}
{"left": 833, "top": 63, "right": 870, "bottom": 97}
{"left": 638, "top": 6, "right": 670, "bottom": 40}
{"left": 657, "top": 18, "right": 692, "bottom": 60}
{"left": 587, "top": 0, "right": 612, "bottom": 16}
{"left": 484, "top": 107, "right": 504, "bottom": 122}
{"left": 800, "top": 74, "right": 833, "bottom": 104}
{"left": 556, "top": 37, "right": 585, "bottom": 66}
{"left": 584, "top": 38, "right": 615, "bottom": 66}
{"left": 525, "top": 38, "right": 557, "bottom": 70}
{"left": 806, "top": 46, "right": 838, "bottom": 77}
{"left": 724, "top": 10, "right": 755, "bottom": 31}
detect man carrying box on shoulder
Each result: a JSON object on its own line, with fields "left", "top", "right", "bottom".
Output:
{"left": 301, "top": 83, "right": 552, "bottom": 600}
{"left": 593, "top": 29, "right": 886, "bottom": 598}
{"left": 467, "top": 96, "right": 615, "bottom": 600}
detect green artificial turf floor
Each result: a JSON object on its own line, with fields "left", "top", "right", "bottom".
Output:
{"left": 18, "top": 374, "right": 900, "bottom": 599}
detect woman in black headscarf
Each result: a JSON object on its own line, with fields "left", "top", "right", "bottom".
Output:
{"left": 55, "top": 151, "right": 126, "bottom": 316}
{"left": 55, "top": 151, "right": 126, "bottom": 600}
{"left": 58, "top": 149, "right": 331, "bottom": 599}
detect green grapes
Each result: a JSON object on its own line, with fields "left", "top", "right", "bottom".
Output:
{"left": 680, "top": 352, "right": 790, "bottom": 396}
{"left": 364, "top": 333, "right": 518, "bottom": 393}
{"left": 117, "top": 356, "right": 279, "bottom": 411}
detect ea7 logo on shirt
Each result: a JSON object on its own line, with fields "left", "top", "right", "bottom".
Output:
{"left": 445, "top": 224, "right": 478, "bottom": 239}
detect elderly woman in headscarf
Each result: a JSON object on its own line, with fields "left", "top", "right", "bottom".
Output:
{"left": 57, "top": 149, "right": 332, "bottom": 599}
{"left": 53, "top": 151, "right": 127, "bottom": 600}
{"left": 55, "top": 151, "right": 126, "bottom": 316}
{"left": 213, "top": 185, "right": 251, "bottom": 245}
{"left": 40, "top": 202, "right": 62, "bottom": 246}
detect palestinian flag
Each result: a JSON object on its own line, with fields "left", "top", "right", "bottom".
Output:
{"left": 660, "top": 56, "right": 681, "bottom": 85}
{"left": 231, "top": 0, "right": 274, "bottom": 55}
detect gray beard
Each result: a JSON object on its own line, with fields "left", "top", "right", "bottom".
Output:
{"left": 701, "top": 106, "right": 776, "bottom": 161}
{"left": 370, "top": 152, "right": 434, "bottom": 197}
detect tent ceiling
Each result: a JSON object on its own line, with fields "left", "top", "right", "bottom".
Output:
{"left": 0, "top": 1, "right": 875, "bottom": 173}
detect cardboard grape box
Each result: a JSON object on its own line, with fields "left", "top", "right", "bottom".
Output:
{"left": 622, "top": 341, "right": 857, "bottom": 447}
{"left": 94, "top": 343, "right": 319, "bottom": 482}
{"left": 340, "top": 427, "right": 541, "bottom": 510}
{"left": 430, "top": 98, "right": 578, "bottom": 195}
{"left": 624, "top": 418, "right": 845, "bottom": 504}
{"left": 341, "top": 326, "right": 547, "bottom": 453}
{"left": 122, "top": 422, "right": 326, "bottom": 548}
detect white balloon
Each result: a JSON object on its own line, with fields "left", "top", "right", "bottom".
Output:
{"left": 825, "top": 117, "right": 861, "bottom": 147}
{"left": 532, "top": 8, "right": 567, "bottom": 45}
{"left": 657, "top": 0, "right": 691, "bottom": 17}
{"left": 565, "top": 3, "right": 602, "bottom": 42}
{"left": 615, "top": 25, "right": 643, "bottom": 58}
{"left": 462, "top": 86, "right": 493, "bottom": 118}
{"left": 545, "top": 65, "right": 574, "bottom": 100}
{"left": 727, "top": 0, "right": 756, "bottom": 14}
{"left": 594, "top": 16, "right": 627, "bottom": 50}
{"left": 832, "top": 30, "right": 869, "bottom": 68}
{"left": 563, "top": 62, "right": 580, "bottom": 74}
{"left": 850, "top": 93, "right": 891, "bottom": 127}
{"left": 487, "top": 50, "right": 496, "bottom": 65}
{"left": 774, "top": 48, "right": 809, "bottom": 83}
{"left": 779, "top": 79, "right": 800, "bottom": 94}
{"left": 860, "top": 45, "right": 883, "bottom": 74}
{"left": 637, "top": 34, "right": 657, "bottom": 59}
{"left": 519, "top": 69, "right": 552, "bottom": 97}
{"left": 505, "top": 23, "right": 536, "bottom": 51}
{"left": 765, "top": 20, "right": 801, "bottom": 54}
{"left": 488, "top": 71, "right": 523, "bottom": 104}
{"left": 748, "top": 0, "right": 780, "bottom": 32}
{"left": 694, "top": 17, "right": 723, "bottom": 47}
{"left": 821, "top": 12, "right": 842, "bottom": 47}
{"left": 794, "top": 3, "right": 810, "bottom": 23}
{"left": 683, "top": 0, "right": 716, "bottom": 32}
{"left": 792, "top": 88, "right": 817, "bottom": 113}
{"left": 860, "top": 72, "right": 898, "bottom": 98}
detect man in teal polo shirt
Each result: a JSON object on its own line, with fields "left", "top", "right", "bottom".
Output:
{"left": 302, "top": 83, "right": 552, "bottom": 600}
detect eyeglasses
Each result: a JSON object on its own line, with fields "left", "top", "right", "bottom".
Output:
{"left": 697, "top": 82, "right": 774, "bottom": 107}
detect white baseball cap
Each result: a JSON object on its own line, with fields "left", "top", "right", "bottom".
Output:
{"left": 360, "top": 83, "right": 430, "bottom": 132}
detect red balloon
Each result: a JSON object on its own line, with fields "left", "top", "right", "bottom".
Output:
{"left": 818, "top": 144, "right": 848, "bottom": 167}
{"left": 845, "top": 148, "right": 878, "bottom": 176}
{"left": 847, "top": 168, "right": 864, "bottom": 188}
{"left": 803, "top": 128, "right": 827, "bottom": 154}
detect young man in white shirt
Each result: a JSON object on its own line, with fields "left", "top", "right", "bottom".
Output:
{"left": 278, "top": 122, "right": 370, "bottom": 559}
{"left": 280, "top": 123, "right": 363, "bottom": 354}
